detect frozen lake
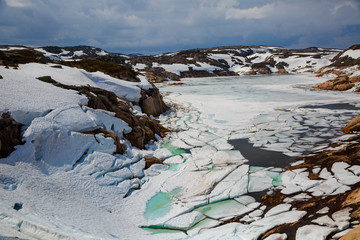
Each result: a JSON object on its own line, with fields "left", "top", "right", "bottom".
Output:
{"left": 1, "top": 73, "right": 359, "bottom": 240}
{"left": 137, "top": 74, "right": 360, "bottom": 239}
{"left": 159, "top": 74, "right": 360, "bottom": 156}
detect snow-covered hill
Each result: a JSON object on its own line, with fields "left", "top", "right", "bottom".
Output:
{"left": 0, "top": 55, "right": 173, "bottom": 239}
{"left": 314, "top": 44, "right": 360, "bottom": 92}
{"left": 129, "top": 45, "right": 343, "bottom": 81}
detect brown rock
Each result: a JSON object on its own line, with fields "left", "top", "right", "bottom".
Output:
{"left": 314, "top": 75, "right": 354, "bottom": 91}
{"left": 333, "top": 83, "right": 354, "bottom": 91}
{"left": 144, "top": 72, "right": 166, "bottom": 83}
{"left": 313, "top": 80, "right": 336, "bottom": 90}
{"left": 145, "top": 157, "right": 164, "bottom": 169}
{"left": 168, "top": 82, "right": 184, "bottom": 86}
{"left": 315, "top": 68, "right": 344, "bottom": 77}
{"left": 343, "top": 188, "right": 360, "bottom": 207}
{"left": 350, "top": 75, "right": 360, "bottom": 83}
{"left": 340, "top": 224, "right": 360, "bottom": 240}
{"left": 0, "top": 113, "right": 23, "bottom": 158}
{"left": 342, "top": 116, "right": 360, "bottom": 134}
{"left": 139, "top": 86, "right": 169, "bottom": 117}
{"left": 125, "top": 126, "right": 146, "bottom": 149}
{"left": 256, "top": 66, "right": 272, "bottom": 74}
{"left": 275, "top": 69, "right": 288, "bottom": 74}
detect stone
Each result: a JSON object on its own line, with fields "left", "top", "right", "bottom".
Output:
{"left": 139, "top": 86, "right": 169, "bottom": 117}
{"left": 313, "top": 76, "right": 354, "bottom": 91}
{"left": 0, "top": 113, "right": 23, "bottom": 158}
{"left": 145, "top": 157, "right": 165, "bottom": 169}
{"left": 342, "top": 116, "right": 360, "bottom": 134}
{"left": 342, "top": 188, "right": 360, "bottom": 207}
{"left": 350, "top": 75, "right": 360, "bottom": 83}
{"left": 340, "top": 224, "right": 360, "bottom": 240}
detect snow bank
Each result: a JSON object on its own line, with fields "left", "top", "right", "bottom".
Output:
{"left": 341, "top": 49, "right": 360, "bottom": 59}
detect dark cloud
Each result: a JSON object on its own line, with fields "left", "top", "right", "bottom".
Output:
{"left": 0, "top": 0, "right": 359, "bottom": 53}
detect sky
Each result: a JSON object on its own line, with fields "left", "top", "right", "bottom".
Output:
{"left": 0, "top": 0, "right": 359, "bottom": 54}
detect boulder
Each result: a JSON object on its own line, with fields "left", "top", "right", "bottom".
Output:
{"left": 0, "top": 113, "right": 23, "bottom": 158}
{"left": 257, "top": 66, "right": 272, "bottom": 74}
{"left": 145, "top": 157, "right": 165, "bottom": 169}
{"left": 333, "top": 83, "right": 354, "bottom": 91}
{"left": 251, "top": 62, "right": 272, "bottom": 74}
{"left": 139, "top": 86, "right": 169, "bottom": 117}
{"left": 340, "top": 224, "right": 360, "bottom": 240}
{"left": 342, "top": 116, "right": 360, "bottom": 134}
{"left": 313, "top": 76, "right": 354, "bottom": 91}
{"left": 350, "top": 75, "right": 360, "bottom": 83}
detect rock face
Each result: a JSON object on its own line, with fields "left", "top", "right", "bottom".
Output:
{"left": 139, "top": 86, "right": 169, "bottom": 117}
{"left": 340, "top": 224, "right": 360, "bottom": 240}
{"left": 0, "top": 48, "right": 48, "bottom": 67}
{"left": 342, "top": 116, "right": 360, "bottom": 134}
{"left": 0, "top": 113, "right": 23, "bottom": 158}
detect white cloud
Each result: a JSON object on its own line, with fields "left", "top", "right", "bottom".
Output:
{"left": 332, "top": 1, "right": 358, "bottom": 15}
{"left": 4, "top": 0, "right": 31, "bottom": 7}
{"left": 226, "top": 3, "right": 275, "bottom": 20}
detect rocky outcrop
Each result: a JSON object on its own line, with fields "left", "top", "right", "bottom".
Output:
{"left": 0, "top": 49, "right": 48, "bottom": 67}
{"left": 251, "top": 63, "right": 272, "bottom": 75}
{"left": 144, "top": 68, "right": 181, "bottom": 82}
{"left": 139, "top": 86, "right": 169, "bottom": 117}
{"left": 313, "top": 76, "right": 354, "bottom": 91}
{"left": 36, "top": 76, "right": 169, "bottom": 149}
{"left": 0, "top": 113, "right": 23, "bottom": 158}
{"left": 340, "top": 224, "right": 360, "bottom": 240}
{"left": 314, "top": 44, "right": 360, "bottom": 92}
{"left": 342, "top": 116, "right": 360, "bottom": 134}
